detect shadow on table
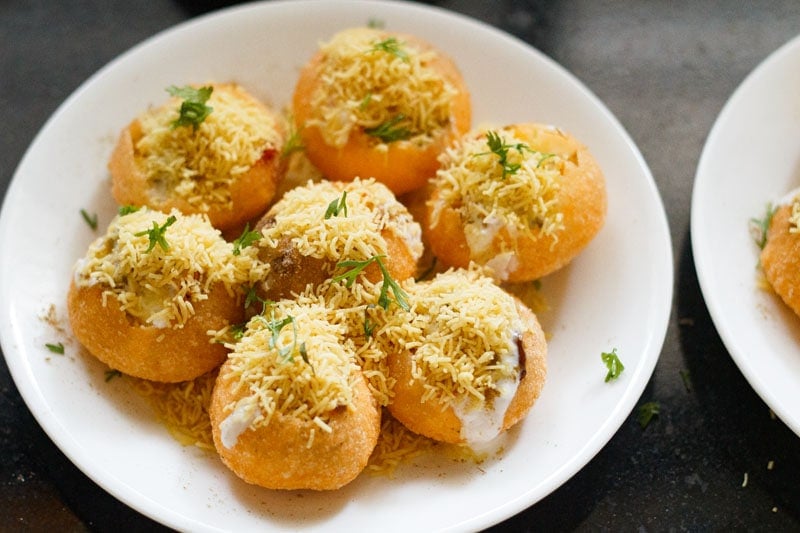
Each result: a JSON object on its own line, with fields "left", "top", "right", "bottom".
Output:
{"left": 676, "top": 232, "right": 800, "bottom": 524}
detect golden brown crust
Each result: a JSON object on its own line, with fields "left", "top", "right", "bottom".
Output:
{"left": 209, "top": 364, "right": 381, "bottom": 490}
{"left": 761, "top": 204, "right": 800, "bottom": 317}
{"left": 67, "top": 281, "right": 241, "bottom": 382}
{"left": 387, "top": 297, "right": 546, "bottom": 444}
{"left": 109, "top": 84, "right": 284, "bottom": 232}
{"left": 292, "top": 33, "right": 471, "bottom": 195}
{"left": 425, "top": 123, "right": 607, "bottom": 282}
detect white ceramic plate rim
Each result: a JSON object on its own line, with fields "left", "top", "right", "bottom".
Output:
{"left": 692, "top": 33, "right": 800, "bottom": 436}
{"left": 0, "top": 1, "right": 672, "bottom": 530}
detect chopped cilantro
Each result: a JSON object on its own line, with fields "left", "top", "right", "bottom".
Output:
{"left": 80, "top": 209, "right": 98, "bottom": 230}
{"left": 364, "top": 114, "right": 412, "bottom": 143}
{"left": 324, "top": 191, "right": 348, "bottom": 219}
{"left": 135, "top": 215, "right": 176, "bottom": 253}
{"left": 45, "top": 342, "right": 64, "bottom": 354}
{"left": 369, "top": 37, "right": 408, "bottom": 61}
{"left": 167, "top": 85, "right": 213, "bottom": 131}
{"left": 118, "top": 205, "right": 140, "bottom": 216}
{"left": 476, "top": 130, "right": 533, "bottom": 179}
{"left": 104, "top": 369, "right": 122, "bottom": 382}
{"left": 749, "top": 202, "right": 776, "bottom": 250}
{"left": 232, "top": 223, "right": 261, "bottom": 255}
{"left": 638, "top": 401, "right": 660, "bottom": 428}
{"left": 333, "top": 255, "right": 410, "bottom": 311}
{"left": 601, "top": 348, "right": 624, "bottom": 382}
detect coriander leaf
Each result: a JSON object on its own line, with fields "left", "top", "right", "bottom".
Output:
{"left": 135, "top": 215, "right": 176, "bottom": 253}
{"left": 45, "top": 342, "right": 64, "bottom": 354}
{"left": 280, "top": 117, "right": 305, "bottom": 159}
{"left": 476, "top": 130, "right": 532, "bottom": 179}
{"left": 80, "top": 209, "right": 98, "bottom": 230}
{"left": 601, "top": 348, "right": 624, "bottom": 382}
{"left": 749, "top": 202, "right": 776, "bottom": 250}
{"left": 232, "top": 223, "right": 261, "bottom": 255}
{"left": 167, "top": 85, "right": 213, "bottom": 131}
{"left": 118, "top": 205, "right": 140, "bottom": 216}
{"left": 638, "top": 401, "right": 660, "bottom": 429}
{"left": 679, "top": 369, "right": 692, "bottom": 392}
{"left": 324, "top": 191, "right": 348, "bottom": 219}
{"left": 364, "top": 114, "right": 412, "bottom": 143}
{"left": 333, "top": 255, "right": 410, "bottom": 311}
{"left": 367, "top": 18, "right": 385, "bottom": 29}
{"left": 363, "top": 304, "right": 376, "bottom": 338}
{"left": 369, "top": 37, "right": 408, "bottom": 61}
{"left": 230, "top": 322, "right": 247, "bottom": 341}
{"left": 105, "top": 369, "right": 122, "bottom": 382}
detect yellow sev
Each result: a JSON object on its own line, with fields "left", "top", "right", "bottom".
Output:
{"left": 789, "top": 197, "right": 800, "bottom": 233}
{"left": 220, "top": 298, "right": 359, "bottom": 445}
{"left": 377, "top": 267, "right": 523, "bottom": 406}
{"left": 260, "top": 177, "right": 423, "bottom": 265}
{"left": 308, "top": 27, "right": 457, "bottom": 148}
{"left": 127, "top": 371, "right": 217, "bottom": 451}
{"left": 135, "top": 83, "right": 282, "bottom": 211}
{"left": 73, "top": 207, "right": 267, "bottom": 328}
{"left": 429, "top": 127, "right": 566, "bottom": 258}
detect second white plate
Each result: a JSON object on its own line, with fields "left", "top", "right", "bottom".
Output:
{"left": 692, "top": 33, "right": 800, "bottom": 436}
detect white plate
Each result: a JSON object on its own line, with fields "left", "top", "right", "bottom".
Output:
{"left": 0, "top": 1, "right": 671, "bottom": 530}
{"left": 692, "top": 34, "right": 800, "bottom": 437}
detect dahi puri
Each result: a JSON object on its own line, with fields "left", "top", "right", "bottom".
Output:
{"left": 761, "top": 197, "right": 800, "bottom": 317}
{"left": 383, "top": 268, "right": 547, "bottom": 445}
{"left": 109, "top": 82, "right": 285, "bottom": 232}
{"left": 68, "top": 207, "right": 266, "bottom": 382}
{"left": 425, "top": 123, "right": 607, "bottom": 282}
{"left": 292, "top": 27, "right": 471, "bottom": 195}
{"left": 254, "top": 177, "right": 423, "bottom": 301}
{"left": 209, "top": 298, "right": 381, "bottom": 491}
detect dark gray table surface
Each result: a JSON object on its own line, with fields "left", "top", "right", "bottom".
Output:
{"left": 2, "top": 0, "right": 799, "bottom": 531}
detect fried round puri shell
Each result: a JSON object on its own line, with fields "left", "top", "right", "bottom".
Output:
{"left": 761, "top": 204, "right": 800, "bottom": 317}
{"left": 387, "top": 298, "right": 547, "bottom": 444}
{"left": 292, "top": 31, "right": 471, "bottom": 195}
{"left": 426, "top": 123, "right": 607, "bottom": 282}
{"left": 254, "top": 180, "right": 422, "bottom": 301}
{"left": 210, "top": 366, "right": 381, "bottom": 491}
{"left": 67, "top": 281, "right": 241, "bottom": 383}
{"left": 109, "top": 83, "right": 284, "bottom": 232}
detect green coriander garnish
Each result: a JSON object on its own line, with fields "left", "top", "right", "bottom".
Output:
{"left": 80, "top": 209, "right": 98, "bottom": 230}
{"left": 280, "top": 116, "right": 305, "bottom": 159}
{"left": 749, "top": 202, "right": 776, "bottom": 250}
{"left": 45, "top": 342, "right": 64, "bottom": 354}
{"left": 324, "top": 191, "right": 348, "bottom": 219}
{"left": 252, "top": 310, "right": 309, "bottom": 368}
{"left": 601, "top": 348, "right": 624, "bottom": 382}
{"left": 367, "top": 18, "right": 385, "bottom": 29}
{"left": 135, "top": 215, "right": 176, "bottom": 253}
{"left": 363, "top": 304, "right": 376, "bottom": 338}
{"left": 232, "top": 223, "right": 261, "bottom": 255}
{"left": 244, "top": 286, "right": 270, "bottom": 314}
{"left": 369, "top": 37, "right": 408, "bottom": 61}
{"left": 359, "top": 92, "right": 373, "bottom": 110}
{"left": 229, "top": 321, "right": 247, "bottom": 341}
{"left": 167, "top": 85, "right": 213, "bottom": 131}
{"left": 679, "top": 369, "right": 692, "bottom": 392}
{"left": 364, "top": 114, "right": 412, "bottom": 143}
{"left": 266, "top": 314, "right": 295, "bottom": 358}
{"left": 333, "top": 255, "right": 410, "bottom": 311}
{"left": 477, "top": 130, "right": 532, "bottom": 179}
{"left": 118, "top": 205, "right": 140, "bottom": 216}
{"left": 638, "top": 401, "right": 660, "bottom": 428}
{"left": 105, "top": 369, "right": 122, "bottom": 382}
